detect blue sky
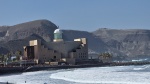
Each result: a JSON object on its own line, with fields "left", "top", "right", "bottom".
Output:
{"left": 0, "top": 0, "right": 150, "bottom": 31}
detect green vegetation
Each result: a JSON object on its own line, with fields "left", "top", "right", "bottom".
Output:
{"left": 0, "top": 50, "right": 22, "bottom": 63}
{"left": 99, "top": 53, "right": 112, "bottom": 58}
{"left": 15, "top": 50, "right": 22, "bottom": 61}
{"left": 0, "top": 54, "right": 4, "bottom": 63}
{"left": 99, "top": 52, "right": 112, "bottom": 63}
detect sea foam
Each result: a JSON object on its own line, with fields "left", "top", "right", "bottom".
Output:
{"left": 50, "top": 65, "right": 150, "bottom": 84}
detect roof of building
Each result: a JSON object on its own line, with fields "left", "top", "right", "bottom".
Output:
{"left": 54, "top": 29, "right": 63, "bottom": 33}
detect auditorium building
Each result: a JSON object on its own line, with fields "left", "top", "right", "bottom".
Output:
{"left": 23, "top": 29, "right": 88, "bottom": 65}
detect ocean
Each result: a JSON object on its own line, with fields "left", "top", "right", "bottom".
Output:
{"left": 0, "top": 65, "right": 150, "bottom": 84}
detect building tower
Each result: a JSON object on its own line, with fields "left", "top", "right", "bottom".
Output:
{"left": 53, "top": 29, "right": 64, "bottom": 42}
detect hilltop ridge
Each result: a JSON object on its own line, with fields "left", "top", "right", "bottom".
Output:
{"left": 0, "top": 20, "right": 150, "bottom": 60}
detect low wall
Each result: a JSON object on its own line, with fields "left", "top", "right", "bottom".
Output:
{"left": 0, "top": 67, "right": 27, "bottom": 75}
{"left": 1, "top": 61, "right": 150, "bottom": 75}
{"left": 110, "top": 61, "right": 150, "bottom": 66}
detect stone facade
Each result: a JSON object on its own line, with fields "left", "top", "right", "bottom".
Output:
{"left": 23, "top": 29, "right": 88, "bottom": 65}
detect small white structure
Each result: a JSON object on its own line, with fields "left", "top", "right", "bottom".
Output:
{"left": 53, "top": 29, "right": 64, "bottom": 42}
{"left": 11, "top": 56, "right": 16, "bottom": 60}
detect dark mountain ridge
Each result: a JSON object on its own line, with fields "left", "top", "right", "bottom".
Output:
{"left": 0, "top": 20, "right": 150, "bottom": 60}
{"left": 0, "top": 19, "right": 57, "bottom": 42}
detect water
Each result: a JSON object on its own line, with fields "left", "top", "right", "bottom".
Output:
{"left": 1, "top": 65, "right": 150, "bottom": 84}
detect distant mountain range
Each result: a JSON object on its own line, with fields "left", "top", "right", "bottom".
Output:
{"left": 0, "top": 19, "right": 150, "bottom": 60}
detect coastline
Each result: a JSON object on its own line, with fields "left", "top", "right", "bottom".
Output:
{"left": 1, "top": 62, "right": 150, "bottom": 75}
{"left": 0, "top": 67, "right": 27, "bottom": 75}
{"left": 0, "top": 63, "right": 109, "bottom": 75}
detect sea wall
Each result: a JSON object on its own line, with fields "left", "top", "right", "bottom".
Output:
{"left": 1, "top": 62, "right": 150, "bottom": 75}
{"left": 0, "top": 67, "right": 27, "bottom": 75}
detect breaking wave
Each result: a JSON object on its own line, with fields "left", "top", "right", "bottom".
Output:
{"left": 50, "top": 65, "right": 150, "bottom": 84}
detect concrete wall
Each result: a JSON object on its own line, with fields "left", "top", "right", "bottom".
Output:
{"left": 24, "top": 38, "right": 88, "bottom": 65}
{"left": 69, "top": 38, "right": 88, "bottom": 64}
{"left": 47, "top": 41, "right": 81, "bottom": 58}
{"left": 35, "top": 41, "right": 61, "bottom": 63}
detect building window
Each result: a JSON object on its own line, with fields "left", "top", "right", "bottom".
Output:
{"left": 54, "top": 56, "right": 56, "bottom": 59}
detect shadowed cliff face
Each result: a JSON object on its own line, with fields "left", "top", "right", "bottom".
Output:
{"left": 0, "top": 34, "right": 46, "bottom": 54}
{"left": 0, "top": 47, "right": 9, "bottom": 54}
{"left": 60, "top": 30, "right": 124, "bottom": 57}
{"left": 0, "top": 19, "right": 57, "bottom": 42}
{"left": 0, "top": 19, "right": 57, "bottom": 54}
{"left": 93, "top": 28, "right": 150, "bottom": 58}
{"left": 0, "top": 20, "right": 150, "bottom": 59}
{"left": 62, "top": 30, "right": 109, "bottom": 52}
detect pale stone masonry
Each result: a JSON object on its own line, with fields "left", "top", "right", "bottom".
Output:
{"left": 23, "top": 29, "right": 88, "bottom": 65}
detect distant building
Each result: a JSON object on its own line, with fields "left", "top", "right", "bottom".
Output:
{"left": 23, "top": 29, "right": 88, "bottom": 65}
